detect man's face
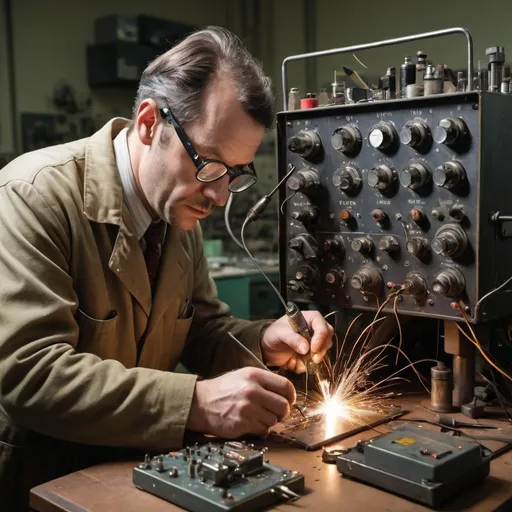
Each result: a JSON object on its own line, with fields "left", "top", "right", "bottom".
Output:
{"left": 132, "top": 78, "right": 266, "bottom": 231}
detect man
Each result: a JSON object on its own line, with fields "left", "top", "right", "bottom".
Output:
{"left": 0, "top": 26, "right": 333, "bottom": 508}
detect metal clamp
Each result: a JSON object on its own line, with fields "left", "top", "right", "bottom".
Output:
{"left": 490, "top": 211, "right": 512, "bottom": 237}
{"left": 281, "top": 27, "right": 474, "bottom": 110}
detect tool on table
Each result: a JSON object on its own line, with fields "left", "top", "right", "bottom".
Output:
{"left": 227, "top": 332, "right": 306, "bottom": 419}
{"left": 285, "top": 302, "right": 323, "bottom": 379}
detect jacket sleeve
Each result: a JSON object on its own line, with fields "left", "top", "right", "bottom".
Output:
{"left": 180, "top": 224, "right": 273, "bottom": 378}
{"left": 0, "top": 180, "right": 196, "bottom": 451}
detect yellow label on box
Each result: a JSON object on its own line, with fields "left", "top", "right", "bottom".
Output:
{"left": 394, "top": 437, "right": 416, "bottom": 446}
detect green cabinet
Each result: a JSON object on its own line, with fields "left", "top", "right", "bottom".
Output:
{"left": 213, "top": 270, "right": 283, "bottom": 320}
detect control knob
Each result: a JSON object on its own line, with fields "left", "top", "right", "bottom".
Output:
{"left": 399, "top": 163, "right": 431, "bottom": 190}
{"left": 331, "top": 125, "right": 362, "bottom": 154}
{"left": 323, "top": 237, "right": 344, "bottom": 257}
{"left": 294, "top": 264, "right": 319, "bottom": 285}
{"left": 404, "top": 272, "right": 428, "bottom": 297}
{"left": 287, "top": 130, "right": 322, "bottom": 160}
{"left": 433, "top": 161, "right": 466, "bottom": 189}
{"left": 368, "top": 164, "right": 396, "bottom": 191}
{"left": 431, "top": 224, "right": 468, "bottom": 258}
{"left": 406, "top": 237, "right": 430, "bottom": 259}
{"left": 292, "top": 206, "right": 319, "bottom": 224}
{"left": 287, "top": 168, "right": 320, "bottom": 192}
{"left": 351, "top": 266, "right": 383, "bottom": 295}
{"left": 288, "top": 234, "right": 317, "bottom": 259}
{"left": 351, "top": 237, "right": 374, "bottom": 254}
{"left": 400, "top": 120, "right": 432, "bottom": 149}
{"left": 325, "top": 268, "right": 346, "bottom": 287}
{"left": 432, "top": 268, "right": 466, "bottom": 298}
{"left": 378, "top": 236, "right": 400, "bottom": 254}
{"left": 433, "top": 117, "right": 469, "bottom": 147}
{"left": 333, "top": 165, "right": 362, "bottom": 193}
{"left": 369, "top": 122, "right": 398, "bottom": 150}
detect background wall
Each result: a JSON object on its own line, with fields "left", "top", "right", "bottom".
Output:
{"left": 311, "top": 0, "right": 512, "bottom": 97}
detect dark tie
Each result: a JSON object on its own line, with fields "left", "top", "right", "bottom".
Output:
{"left": 144, "top": 220, "right": 166, "bottom": 294}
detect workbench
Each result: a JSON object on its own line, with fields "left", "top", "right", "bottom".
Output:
{"left": 30, "top": 396, "right": 512, "bottom": 512}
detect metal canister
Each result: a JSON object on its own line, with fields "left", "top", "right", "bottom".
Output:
{"left": 430, "top": 363, "right": 453, "bottom": 413}
{"left": 331, "top": 70, "right": 346, "bottom": 104}
{"left": 400, "top": 56, "right": 416, "bottom": 97}
{"left": 424, "top": 64, "right": 442, "bottom": 96}
{"left": 288, "top": 87, "right": 301, "bottom": 111}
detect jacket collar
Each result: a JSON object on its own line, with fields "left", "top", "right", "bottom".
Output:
{"left": 83, "top": 117, "right": 131, "bottom": 228}
{"left": 82, "top": 118, "right": 191, "bottom": 321}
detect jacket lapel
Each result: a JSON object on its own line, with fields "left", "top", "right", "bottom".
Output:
{"left": 82, "top": 117, "right": 152, "bottom": 316}
{"left": 145, "top": 224, "right": 191, "bottom": 333}
{"left": 109, "top": 222, "right": 152, "bottom": 317}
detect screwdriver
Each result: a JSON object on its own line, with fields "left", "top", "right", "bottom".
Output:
{"left": 227, "top": 331, "right": 306, "bottom": 419}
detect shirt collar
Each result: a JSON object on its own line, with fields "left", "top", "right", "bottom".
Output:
{"left": 113, "top": 127, "right": 152, "bottom": 240}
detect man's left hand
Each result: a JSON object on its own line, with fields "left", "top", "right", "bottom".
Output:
{"left": 261, "top": 311, "right": 334, "bottom": 373}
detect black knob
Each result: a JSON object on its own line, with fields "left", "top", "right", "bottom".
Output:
{"left": 371, "top": 209, "right": 388, "bottom": 223}
{"left": 368, "top": 164, "right": 396, "bottom": 191}
{"left": 434, "top": 161, "right": 466, "bottom": 189}
{"left": 295, "top": 265, "right": 318, "bottom": 285}
{"left": 404, "top": 272, "right": 428, "bottom": 296}
{"left": 333, "top": 166, "right": 362, "bottom": 193}
{"left": 292, "top": 206, "right": 319, "bottom": 223}
{"left": 323, "top": 237, "right": 344, "bottom": 255}
{"left": 288, "top": 279, "right": 305, "bottom": 293}
{"left": 325, "top": 268, "right": 346, "bottom": 287}
{"left": 433, "top": 118, "right": 469, "bottom": 147}
{"left": 351, "top": 237, "right": 374, "bottom": 253}
{"left": 399, "top": 163, "right": 431, "bottom": 190}
{"left": 331, "top": 125, "right": 362, "bottom": 154}
{"left": 406, "top": 237, "right": 429, "bottom": 258}
{"left": 287, "top": 169, "right": 320, "bottom": 192}
{"left": 369, "top": 122, "right": 398, "bottom": 150}
{"left": 287, "top": 130, "right": 322, "bottom": 160}
{"left": 288, "top": 234, "right": 317, "bottom": 259}
{"left": 449, "top": 204, "right": 466, "bottom": 222}
{"left": 431, "top": 224, "right": 468, "bottom": 258}
{"left": 351, "top": 266, "right": 383, "bottom": 294}
{"left": 400, "top": 120, "right": 431, "bottom": 148}
{"left": 432, "top": 268, "right": 466, "bottom": 297}
{"left": 378, "top": 236, "right": 400, "bottom": 254}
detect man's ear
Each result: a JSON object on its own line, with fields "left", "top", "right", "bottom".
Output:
{"left": 134, "top": 99, "right": 160, "bottom": 146}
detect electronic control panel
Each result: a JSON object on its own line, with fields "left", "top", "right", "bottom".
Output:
{"left": 278, "top": 92, "right": 512, "bottom": 323}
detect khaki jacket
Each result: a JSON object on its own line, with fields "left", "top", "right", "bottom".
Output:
{"left": 0, "top": 119, "right": 269, "bottom": 509}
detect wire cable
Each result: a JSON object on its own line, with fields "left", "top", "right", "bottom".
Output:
{"left": 241, "top": 217, "right": 288, "bottom": 312}
{"left": 280, "top": 191, "right": 296, "bottom": 216}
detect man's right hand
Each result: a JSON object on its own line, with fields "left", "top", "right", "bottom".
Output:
{"left": 186, "top": 367, "right": 296, "bottom": 438}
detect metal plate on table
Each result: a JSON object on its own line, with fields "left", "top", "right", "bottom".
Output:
{"left": 270, "top": 404, "right": 405, "bottom": 450}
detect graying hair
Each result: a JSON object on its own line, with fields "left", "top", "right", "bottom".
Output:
{"left": 132, "top": 26, "right": 274, "bottom": 129}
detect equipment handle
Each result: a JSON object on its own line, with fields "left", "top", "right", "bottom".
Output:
{"left": 281, "top": 27, "right": 474, "bottom": 110}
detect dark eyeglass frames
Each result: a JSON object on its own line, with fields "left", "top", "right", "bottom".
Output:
{"left": 160, "top": 107, "right": 258, "bottom": 193}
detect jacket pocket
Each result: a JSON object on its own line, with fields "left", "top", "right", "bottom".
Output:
{"left": 75, "top": 308, "right": 119, "bottom": 355}
{"left": 174, "top": 313, "right": 194, "bottom": 348}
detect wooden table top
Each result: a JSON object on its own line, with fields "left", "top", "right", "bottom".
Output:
{"left": 30, "top": 397, "right": 512, "bottom": 512}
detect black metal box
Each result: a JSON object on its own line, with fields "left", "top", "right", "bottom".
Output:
{"left": 138, "top": 15, "right": 196, "bottom": 51}
{"left": 94, "top": 15, "right": 138, "bottom": 44}
{"left": 86, "top": 41, "right": 160, "bottom": 87}
{"left": 278, "top": 92, "right": 512, "bottom": 323}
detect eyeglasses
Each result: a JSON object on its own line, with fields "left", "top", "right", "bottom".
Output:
{"left": 160, "top": 107, "right": 258, "bottom": 193}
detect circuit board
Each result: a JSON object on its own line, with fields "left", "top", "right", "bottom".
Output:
{"left": 133, "top": 440, "right": 305, "bottom": 511}
{"left": 270, "top": 404, "right": 404, "bottom": 450}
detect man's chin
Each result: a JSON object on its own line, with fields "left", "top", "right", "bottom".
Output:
{"left": 174, "top": 216, "right": 199, "bottom": 231}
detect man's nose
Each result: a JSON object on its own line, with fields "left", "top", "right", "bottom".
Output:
{"left": 202, "top": 175, "right": 230, "bottom": 207}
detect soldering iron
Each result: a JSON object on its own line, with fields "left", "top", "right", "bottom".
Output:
{"left": 239, "top": 164, "right": 325, "bottom": 379}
